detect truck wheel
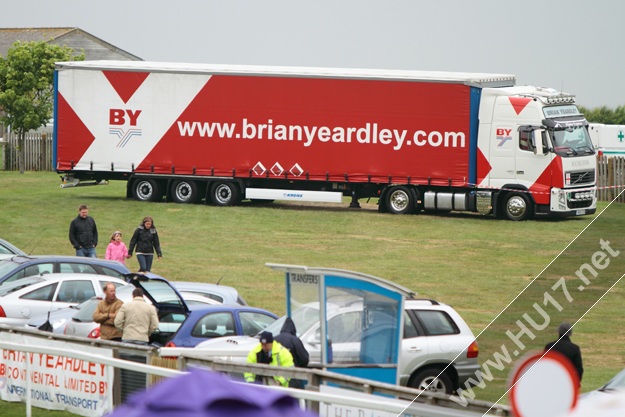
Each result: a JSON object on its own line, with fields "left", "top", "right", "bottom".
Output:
{"left": 132, "top": 179, "right": 161, "bottom": 202}
{"left": 171, "top": 180, "right": 199, "bottom": 204}
{"left": 504, "top": 192, "right": 533, "bottom": 221}
{"left": 386, "top": 186, "right": 414, "bottom": 215}
{"left": 210, "top": 182, "right": 240, "bottom": 206}
{"left": 409, "top": 369, "right": 453, "bottom": 395}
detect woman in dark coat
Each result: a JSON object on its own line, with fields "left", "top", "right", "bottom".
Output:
{"left": 128, "top": 216, "right": 162, "bottom": 272}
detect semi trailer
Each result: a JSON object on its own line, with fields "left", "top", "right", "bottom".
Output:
{"left": 54, "top": 61, "right": 597, "bottom": 220}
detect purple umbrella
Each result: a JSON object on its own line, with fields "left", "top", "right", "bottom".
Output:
{"left": 107, "top": 368, "right": 317, "bottom": 417}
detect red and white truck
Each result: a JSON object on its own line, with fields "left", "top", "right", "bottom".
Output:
{"left": 54, "top": 61, "right": 597, "bottom": 220}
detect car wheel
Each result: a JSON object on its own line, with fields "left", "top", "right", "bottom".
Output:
{"left": 410, "top": 369, "right": 453, "bottom": 395}
{"left": 385, "top": 186, "right": 414, "bottom": 215}
{"left": 132, "top": 179, "right": 161, "bottom": 202}
{"left": 171, "top": 180, "right": 199, "bottom": 204}
{"left": 503, "top": 192, "right": 533, "bottom": 221}
{"left": 210, "top": 182, "right": 240, "bottom": 206}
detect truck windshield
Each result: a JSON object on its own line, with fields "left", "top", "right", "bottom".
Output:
{"left": 550, "top": 125, "right": 594, "bottom": 157}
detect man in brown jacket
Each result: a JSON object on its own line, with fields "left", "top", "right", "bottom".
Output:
{"left": 114, "top": 288, "right": 159, "bottom": 344}
{"left": 92, "top": 282, "right": 123, "bottom": 341}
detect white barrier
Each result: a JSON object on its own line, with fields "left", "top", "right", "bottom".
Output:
{"left": 1, "top": 340, "right": 484, "bottom": 417}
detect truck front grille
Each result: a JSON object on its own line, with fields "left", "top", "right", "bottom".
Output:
{"left": 566, "top": 170, "right": 595, "bottom": 186}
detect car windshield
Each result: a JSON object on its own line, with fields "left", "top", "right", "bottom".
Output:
{"left": 0, "top": 277, "right": 44, "bottom": 296}
{"left": 0, "top": 260, "right": 20, "bottom": 279}
{"left": 602, "top": 369, "right": 625, "bottom": 391}
{"left": 550, "top": 125, "right": 594, "bottom": 157}
{"left": 72, "top": 298, "right": 101, "bottom": 322}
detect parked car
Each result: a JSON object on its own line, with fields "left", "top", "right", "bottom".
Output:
{"left": 0, "top": 255, "right": 131, "bottom": 287}
{"left": 579, "top": 367, "right": 625, "bottom": 401}
{"left": 195, "top": 298, "right": 479, "bottom": 394}
{"left": 0, "top": 238, "right": 27, "bottom": 256}
{"left": 24, "top": 280, "right": 130, "bottom": 334}
{"left": 62, "top": 288, "right": 221, "bottom": 338}
{"left": 171, "top": 281, "right": 247, "bottom": 305}
{"left": 25, "top": 281, "right": 226, "bottom": 335}
{"left": 0, "top": 274, "right": 129, "bottom": 326}
{"left": 164, "top": 304, "right": 278, "bottom": 347}
{"left": 63, "top": 286, "right": 276, "bottom": 346}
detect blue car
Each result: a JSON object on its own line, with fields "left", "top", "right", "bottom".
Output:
{"left": 164, "top": 304, "right": 278, "bottom": 348}
{"left": 0, "top": 255, "right": 131, "bottom": 287}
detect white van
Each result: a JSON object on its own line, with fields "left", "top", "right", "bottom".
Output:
{"left": 588, "top": 124, "right": 625, "bottom": 155}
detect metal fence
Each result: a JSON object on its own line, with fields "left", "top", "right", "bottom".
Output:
{"left": 597, "top": 155, "right": 625, "bottom": 202}
{"left": 0, "top": 324, "right": 510, "bottom": 416}
{"left": 1, "top": 132, "right": 53, "bottom": 171}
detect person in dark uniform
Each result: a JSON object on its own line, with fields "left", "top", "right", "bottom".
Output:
{"left": 274, "top": 317, "right": 309, "bottom": 388}
{"left": 545, "top": 322, "right": 583, "bottom": 382}
{"left": 274, "top": 317, "right": 309, "bottom": 368}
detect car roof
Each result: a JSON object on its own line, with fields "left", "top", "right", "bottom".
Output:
{"left": 2, "top": 255, "right": 128, "bottom": 266}
{"left": 0, "top": 238, "right": 27, "bottom": 256}
{"left": 38, "top": 273, "right": 129, "bottom": 283}
{"left": 171, "top": 281, "right": 245, "bottom": 304}
{"left": 0, "top": 274, "right": 127, "bottom": 297}
{"left": 187, "top": 304, "right": 276, "bottom": 315}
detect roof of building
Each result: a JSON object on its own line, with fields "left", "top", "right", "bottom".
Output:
{"left": 0, "top": 28, "right": 142, "bottom": 61}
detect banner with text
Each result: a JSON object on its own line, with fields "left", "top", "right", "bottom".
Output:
{"left": 0, "top": 333, "right": 114, "bottom": 417}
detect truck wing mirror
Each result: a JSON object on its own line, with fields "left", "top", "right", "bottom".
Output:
{"left": 534, "top": 130, "right": 548, "bottom": 155}
{"left": 542, "top": 119, "right": 557, "bottom": 129}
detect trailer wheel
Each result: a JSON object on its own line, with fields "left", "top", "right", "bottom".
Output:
{"left": 386, "top": 186, "right": 414, "bottom": 215}
{"left": 132, "top": 179, "right": 161, "bottom": 202}
{"left": 503, "top": 192, "right": 533, "bottom": 221}
{"left": 171, "top": 180, "right": 199, "bottom": 204}
{"left": 210, "top": 182, "right": 240, "bottom": 206}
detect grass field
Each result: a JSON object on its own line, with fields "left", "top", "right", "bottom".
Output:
{"left": 0, "top": 171, "right": 624, "bottom": 415}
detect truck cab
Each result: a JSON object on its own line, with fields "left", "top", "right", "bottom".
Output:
{"left": 477, "top": 87, "right": 596, "bottom": 220}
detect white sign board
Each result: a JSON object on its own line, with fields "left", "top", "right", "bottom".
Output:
{"left": 509, "top": 351, "right": 579, "bottom": 417}
{"left": 0, "top": 333, "right": 114, "bottom": 417}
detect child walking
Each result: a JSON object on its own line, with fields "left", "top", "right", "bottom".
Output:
{"left": 105, "top": 231, "right": 129, "bottom": 264}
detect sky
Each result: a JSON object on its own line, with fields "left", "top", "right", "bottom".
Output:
{"left": 1, "top": 0, "right": 623, "bottom": 108}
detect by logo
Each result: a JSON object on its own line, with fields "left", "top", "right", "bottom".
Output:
{"left": 496, "top": 128, "right": 512, "bottom": 147}
{"left": 109, "top": 109, "right": 142, "bottom": 148}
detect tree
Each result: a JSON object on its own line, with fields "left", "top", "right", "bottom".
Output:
{"left": 0, "top": 40, "right": 84, "bottom": 173}
{"left": 578, "top": 105, "right": 625, "bottom": 125}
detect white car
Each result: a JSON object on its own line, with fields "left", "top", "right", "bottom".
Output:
{"left": 194, "top": 298, "right": 480, "bottom": 394}
{"left": 62, "top": 286, "right": 222, "bottom": 339}
{"left": 0, "top": 273, "right": 129, "bottom": 326}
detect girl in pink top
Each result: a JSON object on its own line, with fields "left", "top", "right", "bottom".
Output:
{"left": 105, "top": 231, "right": 129, "bottom": 264}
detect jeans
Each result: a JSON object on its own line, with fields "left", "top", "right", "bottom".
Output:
{"left": 76, "top": 247, "right": 97, "bottom": 258}
{"left": 137, "top": 254, "right": 153, "bottom": 272}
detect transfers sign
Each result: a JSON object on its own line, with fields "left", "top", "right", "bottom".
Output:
{"left": 0, "top": 333, "right": 114, "bottom": 417}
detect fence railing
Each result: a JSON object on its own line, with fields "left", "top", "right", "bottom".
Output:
{"left": 1, "top": 132, "right": 53, "bottom": 171}
{"left": 0, "top": 324, "right": 510, "bottom": 416}
{"left": 597, "top": 155, "right": 625, "bottom": 202}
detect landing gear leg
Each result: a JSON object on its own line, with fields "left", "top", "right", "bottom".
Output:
{"left": 349, "top": 191, "right": 361, "bottom": 209}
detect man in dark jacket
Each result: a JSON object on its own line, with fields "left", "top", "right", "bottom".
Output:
{"left": 274, "top": 317, "right": 309, "bottom": 368}
{"left": 69, "top": 204, "right": 98, "bottom": 258}
{"left": 545, "top": 322, "right": 583, "bottom": 383}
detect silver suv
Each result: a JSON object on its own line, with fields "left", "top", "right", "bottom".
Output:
{"left": 194, "top": 298, "right": 479, "bottom": 394}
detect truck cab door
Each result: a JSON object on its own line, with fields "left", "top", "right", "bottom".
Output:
{"left": 488, "top": 125, "right": 516, "bottom": 185}
{"left": 515, "top": 127, "right": 553, "bottom": 192}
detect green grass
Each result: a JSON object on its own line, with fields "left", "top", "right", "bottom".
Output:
{"left": 0, "top": 171, "right": 623, "bottom": 414}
